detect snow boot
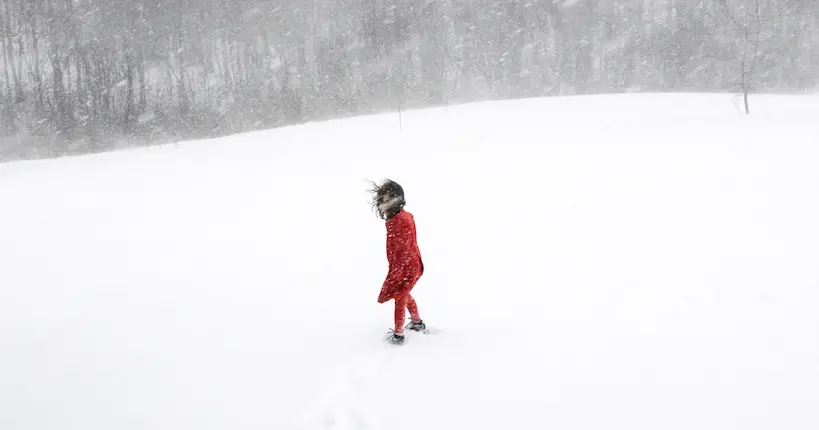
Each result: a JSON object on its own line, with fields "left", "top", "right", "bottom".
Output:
{"left": 385, "top": 330, "right": 405, "bottom": 345}
{"left": 405, "top": 320, "right": 426, "bottom": 332}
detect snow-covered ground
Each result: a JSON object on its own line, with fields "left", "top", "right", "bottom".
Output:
{"left": 1, "top": 93, "right": 818, "bottom": 430}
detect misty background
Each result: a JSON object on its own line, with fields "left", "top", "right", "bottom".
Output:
{"left": 0, "top": 0, "right": 817, "bottom": 161}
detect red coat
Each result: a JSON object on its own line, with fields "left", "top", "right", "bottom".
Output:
{"left": 378, "top": 209, "right": 424, "bottom": 303}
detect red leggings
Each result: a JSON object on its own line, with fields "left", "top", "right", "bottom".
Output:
{"left": 394, "top": 293, "right": 421, "bottom": 334}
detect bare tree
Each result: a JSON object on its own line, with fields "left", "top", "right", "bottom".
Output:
{"left": 714, "top": 0, "right": 813, "bottom": 114}
{"left": 714, "top": 0, "right": 765, "bottom": 114}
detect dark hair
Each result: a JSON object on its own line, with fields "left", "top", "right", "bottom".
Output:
{"left": 369, "top": 179, "right": 406, "bottom": 220}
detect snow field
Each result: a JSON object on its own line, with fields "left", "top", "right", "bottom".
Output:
{"left": 1, "top": 93, "right": 818, "bottom": 430}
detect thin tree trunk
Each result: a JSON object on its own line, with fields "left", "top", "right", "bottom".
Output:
{"left": 124, "top": 46, "right": 134, "bottom": 131}
{"left": 222, "top": 38, "right": 232, "bottom": 89}
{"left": 47, "top": 0, "right": 68, "bottom": 136}
{"left": 29, "top": 12, "right": 44, "bottom": 110}
{"left": 75, "top": 51, "right": 84, "bottom": 119}
{"left": 51, "top": 53, "right": 67, "bottom": 132}
{"left": 4, "top": 0, "right": 23, "bottom": 100}
{"left": 101, "top": 51, "right": 110, "bottom": 115}
{"left": 14, "top": 33, "right": 23, "bottom": 100}
{"left": 83, "top": 49, "right": 96, "bottom": 121}
{"left": 66, "top": 0, "right": 80, "bottom": 122}
{"left": 138, "top": 47, "right": 146, "bottom": 112}
{"left": 1, "top": 14, "right": 12, "bottom": 99}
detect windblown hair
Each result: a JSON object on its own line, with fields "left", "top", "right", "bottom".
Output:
{"left": 369, "top": 179, "right": 406, "bottom": 220}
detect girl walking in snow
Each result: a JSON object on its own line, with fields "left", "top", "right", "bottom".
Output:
{"left": 370, "top": 179, "right": 426, "bottom": 345}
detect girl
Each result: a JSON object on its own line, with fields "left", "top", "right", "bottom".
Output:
{"left": 371, "top": 179, "right": 426, "bottom": 345}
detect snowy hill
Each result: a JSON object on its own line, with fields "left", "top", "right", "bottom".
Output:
{"left": 2, "top": 93, "right": 818, "bottom": 430}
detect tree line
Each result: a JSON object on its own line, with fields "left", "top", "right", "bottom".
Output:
{"left": 0, "top": 0, "right": 817, "bottom": 160}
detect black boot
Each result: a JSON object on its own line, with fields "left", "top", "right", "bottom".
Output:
{"left": 385, "top": 330, "right": 405, "bottom": 345}
{"left": 405, "top": 320, "right": 426, "bottom": 332}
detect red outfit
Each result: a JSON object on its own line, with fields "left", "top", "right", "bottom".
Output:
{"left": 378, "top": 209, "right": 424, "bottom": 333}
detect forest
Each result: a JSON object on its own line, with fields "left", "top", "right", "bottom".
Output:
{"left": 0, "top": 0, "right": 817, "bottom": 160}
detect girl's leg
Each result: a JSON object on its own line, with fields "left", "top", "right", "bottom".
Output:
{"left": 394, "top": 294, "right": 409, "bottom": 334}
{"left": 406, "top": 294, "right": 421, "bottom": 323}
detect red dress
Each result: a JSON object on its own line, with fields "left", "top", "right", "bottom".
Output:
{"left": 378, "top": 209, "right": 424, "bottom": 303}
